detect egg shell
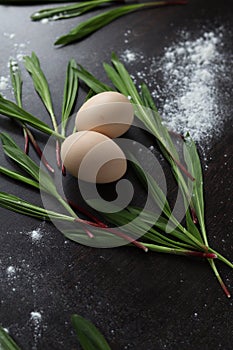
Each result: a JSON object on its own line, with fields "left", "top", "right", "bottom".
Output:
{"left": 61, "top": 131, "right": 127, "bottom": 183}
{"left": 75, "top": 91, "right": 134, "bottom": 138}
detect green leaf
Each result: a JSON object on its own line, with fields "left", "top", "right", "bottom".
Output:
{"left": 31, "top": 0, "right": 114, "bottom": 21}
{"left": 72, "top": 314, "right": 111, "bottom": 350}
{"left": 9, "top": 60, "right": 22, "bottom": 108}
{"left": 183, "top": 135, "right": 207, "bottom": 243}
{"left": 103, "top": 62, "right": 128, "bottom": 96}
{"left": 0, "top": 326, "right": 21, "bottom": 350}
{"left": 24, "top": 52, "right": 58, "bottom": 132}
{"left": 0, "top": 133, "right": 58, "bottom": 197}
{"left": 0, "top": 191, "right": 74, "bottom": 222}
{"left": 54, "top": 1, "right": 182, "bottom": 46}
{"left": 0, "top": 133, "right": 40, "bottom": 181}
{"left": 74, "top": 65, "right": 112, "bottom": 94}
{"left": 54, "top": 3, "right": 146, "bottom": 46}
{"left": 110, "top": 52, "right": 141, "bottom": 101}
{"left": 0, "top": 166, "right": 40, "bottom": 189}
{"left": 140, "top": 83, "right": 158, "bottom": 112}
{"left": 0, "top": 95, "right": 62, "bottom": 139}
{"left": 61, "top": 59, "right": 79, "bottom": 136}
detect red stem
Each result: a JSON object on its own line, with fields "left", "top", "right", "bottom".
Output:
{"left": 69, "top": 200, "right": 107, "bottom": 228}
{"left": 26, "top": 129, "right": 54, "bottom": 173}
{"left": 23, "top": 129, "right": 29, "bottom": 154}
{"left": 187, "top": 251, "right": 217, "bottom": 259}
{"left": 102, "top": 226, "right": 148, "bottom": 252}
{"left": 191, "top": 207, "right": 198, "bottom": 224}
{"left": 173, "top": 157, "right": 195, "bottom": 181}
{"left": 62, "top": 164, "right": 66, "bottom": 176}
{"left": 73, "top": 215, "right": 148, "bottom": 252}
{"left": 220, "top": 281, "right": 231, "bottom": 299}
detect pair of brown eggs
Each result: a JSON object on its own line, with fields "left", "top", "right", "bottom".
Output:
{"left": 61, "top": 92, "right": 134, "bottom": 183}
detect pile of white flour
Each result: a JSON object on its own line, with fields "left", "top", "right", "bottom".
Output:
{"left": 122, "top": 28, "right": 228, "bottom": 145}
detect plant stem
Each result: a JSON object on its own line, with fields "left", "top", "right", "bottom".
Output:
{"left": 208, "top": 259, "right": 231, "bottom": 298}
{"left": 142, "top": 243, "right": 216, "bottom": 258}
{"left": 26, "top": 127, "right": 54, "bottom": 173}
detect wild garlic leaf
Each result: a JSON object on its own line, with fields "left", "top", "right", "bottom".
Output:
{"left": 103, "top": 62, "right": 128, "bottom": 96}
{"left": 61, "top": 59, "right": 79, "bottom": 136}
{"left": 72, "top": 314, "right": 111, "bottom": 350}
{"left": 0, "top": 166, "right": 40, "bottom": 190}
{"left": 110, "top": 52, "right": 141, "bottom": 101}
{"left": 0, "top": 95, "right": 61, "bottom": 138}
{"left": 54, "top": 3, "right": 147, "bottom": 46}
{"left": 31, "top": 0, "right": 114, "bottom": 21}
{"left": 0, "top": 326, "right": 22, "bottom": 350}
{"left": 9, "top": 60, "right": 22, "bottom": 108}
{"left": 183, "top": 135, "right": 207, "bottom": 242}
{"left": 54, "top": 1, "right": 185, "bottom": 46}
{"left": 24, "top": 52, "right": 58, "bottom": 131}
{"left": 0, "top": 133, "right": 58, "bottom": 197}
{"left": 74, "top": 65, "right": 112, "bottom": 94}
{"left": 0, "top": 191, "right": 74, "bottom": 222}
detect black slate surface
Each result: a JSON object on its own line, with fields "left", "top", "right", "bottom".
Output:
{"left": 0, "top": 1, "right": 233, "bottom": 349}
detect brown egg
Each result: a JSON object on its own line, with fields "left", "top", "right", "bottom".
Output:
{"left": 75, "top": 91, "right": 134, "bottom": 138}
{"left": 61, "top": 131, "right": 127, "bottom": 183}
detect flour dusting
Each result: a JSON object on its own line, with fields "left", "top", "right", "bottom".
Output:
{"left": 30, "top": 311, "right": 42, "bottom": 349}
{"left": 157, "top": 29, "right": 225, "bottom": 143}
{"left": 121, "top": 27, "right": 228, "bottom": 146}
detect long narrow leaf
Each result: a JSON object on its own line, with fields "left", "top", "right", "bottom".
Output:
{"left": 31, "top": 0, "right": 114, "bottom": 21}
{"left": 55, "top": 1, "right": 187, "bottom": 46}
{"left": 74, "top": 65, "right": 112, "bottom": 94}
{"left": 9, "top": 60, "right": 22, "bottom": 108}
{"left": 0, "top": 95, "right": 62, "bottom": 139}
{"left": 0, "top": 133, "right": 59, "bottom": 197}
{"left": 0, "top": 326, "right": 21, "bottom": 350}
{"left": 72, "top": 314, "right": 111, "bottom": 350}
{"left": 183, "top": 136, "right": 206, "bottom": 239}
{"left": 24, "top": 52, "right": 58, "bottom": 131}
{"left": 0, "top": 166, "right": 40, "bottom": 189}
{"left": 0, "top": 192, "right": 74, "bottom": 222}
{"left": 61, "top": 59, "right": 79, "bottom": 136}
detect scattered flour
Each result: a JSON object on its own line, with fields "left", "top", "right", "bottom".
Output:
{"left": 121, "top": 28, "right": 228, "bottom": 145}
{"left": 6, "top": 266, "right": 16, "bottom": 277}
{"left": 40, "top": 18, "right": 49, "bottom": 24}
{"left": 30, "top": 311, "right": 42, "bottom": 323}
{"left": 3, "top": 32, "right": 15, "bottom": 39}
{"left": 0, "top": 76, "right": 9, "bottom": 91}
{"left": 30, "top": 311, "right": 43, "bottom": 349}
{"left": 121, "top": 49, "right": 137, "bottom": 63}
{"left": 28, "top": 227, "right": 43, "bottom": 243}
{"left": 158, "top": 29, "right": 225, "bottom": 143}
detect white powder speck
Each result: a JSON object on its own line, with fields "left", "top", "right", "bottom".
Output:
{"left": 121, "top": 49, "right": 145, "bottom": 64}
{"left": 4, "top": 32, "right": 15, "bottom": 39}
{"left": 30, "top": 311, "right": 42, "bottom": 349}
{"left": 31, "top": 229, "right": 43, "bottom": 242}
{"left": 41, "top": 18, "right": 49, "bottom": 24}
{"left": 6, "top": 266, "right": 16, "bottom": 277}
{"left": 0, "top": 76, "right": 9, "bottom": 90}
{"left": 30, "top": 312, "right": 42, "bottom": 323}
{"left": 16, "top": 53, "right": 24, "bottom": 61}
{"left": 28, "top": 226, "right": 43, "bottom": 243}
{"left": 121, "top": 49, "right": 137, "bottom": 63}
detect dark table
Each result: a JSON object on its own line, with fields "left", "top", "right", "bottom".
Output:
{"left": 0, "top": 1, "right": 233, "bottom": 349}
